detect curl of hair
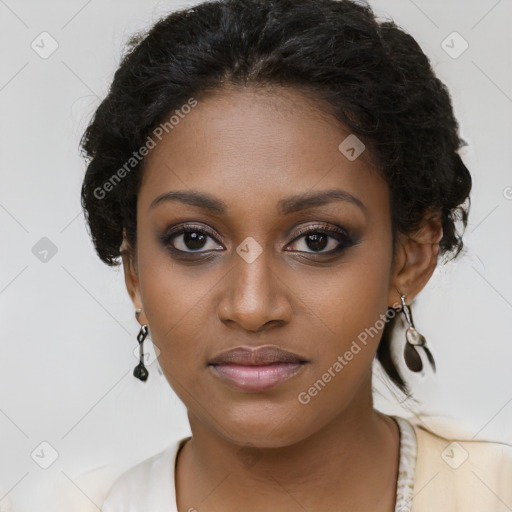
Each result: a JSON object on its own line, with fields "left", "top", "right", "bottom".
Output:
{"left": 80, "top": 0, "right": 472, "bottom": 395}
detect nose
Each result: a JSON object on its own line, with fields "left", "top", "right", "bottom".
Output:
{"left": 217, "top": 249, "right": 293, "bottom": 333}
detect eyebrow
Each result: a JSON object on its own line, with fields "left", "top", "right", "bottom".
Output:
{"left": 278, "top": 189, "right": 366, "bottom": 215}
{"left": 149, "top": 189, "right": 366, "bottom": 215}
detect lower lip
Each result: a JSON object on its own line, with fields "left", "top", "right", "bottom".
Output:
{"left": 209, "top": 362, "right": 306, "bottom": 392}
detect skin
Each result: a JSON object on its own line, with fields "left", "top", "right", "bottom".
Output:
{"left": 120, "top": 85, "right": 443, "bottom": 511}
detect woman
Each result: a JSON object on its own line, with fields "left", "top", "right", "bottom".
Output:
{"left": 73, "top": 0, "right": 512, "bottom": 510}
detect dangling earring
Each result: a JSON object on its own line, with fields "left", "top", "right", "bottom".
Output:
{"left": 399, "top": 294, "right": 436, "bottom": 373}
{"left": 133, "top": 308, "right": 149, "bottom": 382}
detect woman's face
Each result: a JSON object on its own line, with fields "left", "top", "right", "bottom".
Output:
{"left": 126, "top": 86, "right": 403, "bottom": 447}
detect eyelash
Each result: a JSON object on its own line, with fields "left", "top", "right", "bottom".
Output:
{"left": 159, "top": 222, "right": 355, "bottom": 258}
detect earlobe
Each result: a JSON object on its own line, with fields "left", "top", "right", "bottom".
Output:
{"left": 388, "top": 213, "right": 443, "bottom": 306}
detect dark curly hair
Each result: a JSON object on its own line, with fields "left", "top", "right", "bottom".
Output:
{"left": 80, "top": 0, "right": 472, "bottom": 395}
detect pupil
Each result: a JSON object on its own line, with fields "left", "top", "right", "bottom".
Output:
{"left": 184, "top": 231, "right": 206, "bottom": 250}
{"left": 306, "top": 233, "right": 327, "bottom": 252}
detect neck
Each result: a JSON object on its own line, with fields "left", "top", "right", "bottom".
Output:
{"left": 175, "top": 374, "right": 400, "bottom": 512}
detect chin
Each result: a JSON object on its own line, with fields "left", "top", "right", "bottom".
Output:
{"left": 211, "top": 409, "right": 314, "bottom": 449}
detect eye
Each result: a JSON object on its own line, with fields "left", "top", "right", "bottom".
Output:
{"left": 160, "top": 224, "right": 224, "bottom": 254}
{"left": 160, "top": 222, "right": 356, "bottom": 257}
{"left": 286, "top": 224, "right": 354, "bottom": 254}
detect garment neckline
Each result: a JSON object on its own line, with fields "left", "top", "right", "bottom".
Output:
{"left": 172, "top": 416, "right": 417, "bottom": 512}
{"left": 391, "top": 415, "right": 418, "bottom": 512}
{"left": 103, "top": 415, "right": 417, "bottom": 511}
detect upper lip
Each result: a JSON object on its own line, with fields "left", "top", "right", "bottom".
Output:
{"left": 209, "top": 345, "right": 308, "bottom": 366}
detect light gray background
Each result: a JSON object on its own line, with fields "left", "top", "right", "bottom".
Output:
{"left": 1, "top": 0, "right": 511, "bottom": 510}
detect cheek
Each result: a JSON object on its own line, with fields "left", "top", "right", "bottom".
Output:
{"left": 132, "top": 214, "right": 234, "bottom": 411}
{"left": 291, "top": 243, "right": 392, "bottom": 419}
{"left": 140, "top": 273, "right": 212, "bottom": 369}
{"left": 321, "top": 268, "right": 390, "bottom": 348}
{"left": 306, "top": 237, "right": 393, "bottom": 352}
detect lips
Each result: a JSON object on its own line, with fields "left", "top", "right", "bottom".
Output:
{"left": 208, "top": 345, "right": 308, "bottom": 366}
{"left": 208, "top": 345, "right": 309, "bottom": 392}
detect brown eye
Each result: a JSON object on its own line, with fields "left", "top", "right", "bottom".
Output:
{"left": 286, "top": 224, "right": 355, "bottom": 254}
{"left": 161, "top": 225, "right": 224, "bottom": 254}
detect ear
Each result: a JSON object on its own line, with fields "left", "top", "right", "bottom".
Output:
{"left": 120, "top": 229, "right": 148, "bottom": 325}
{"left": 387, "top": 211, "right": 443, "bottom": 307}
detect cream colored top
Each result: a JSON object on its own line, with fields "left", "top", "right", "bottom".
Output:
{"left": 51, "top": 415, "right": 512, "bottom": 511}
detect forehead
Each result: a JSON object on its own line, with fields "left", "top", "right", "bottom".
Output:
{"left": 138, "top": 86, "right": 388, "bottom": 219}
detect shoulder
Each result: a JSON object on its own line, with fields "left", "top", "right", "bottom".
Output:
{"left": 408, "top": 418, "right": 512, "bottom": 511}
{"left": 46, "top": 464, "right": 125, "bottom": 512}
{"left": 412, "top": 419, "right": 512, "bottom": 466}
{"left": 48, "top": 437, "right": 190, "bottom": 512}
{"left": 102, "top": 446, "right": 173, "bottom": 505}
{"left": 102, "top": 436, "right": 190, "bottom": 511}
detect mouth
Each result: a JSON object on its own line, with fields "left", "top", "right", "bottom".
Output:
{"left": 208, "top": 345, "right": 309, "bottom": 392}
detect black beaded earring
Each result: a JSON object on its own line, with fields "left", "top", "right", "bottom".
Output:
{"left": 133, "top": 308, "right": 149, "bottom": 382}
{"left": 399, "top": 294, "right": 436, "bottom": 373}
